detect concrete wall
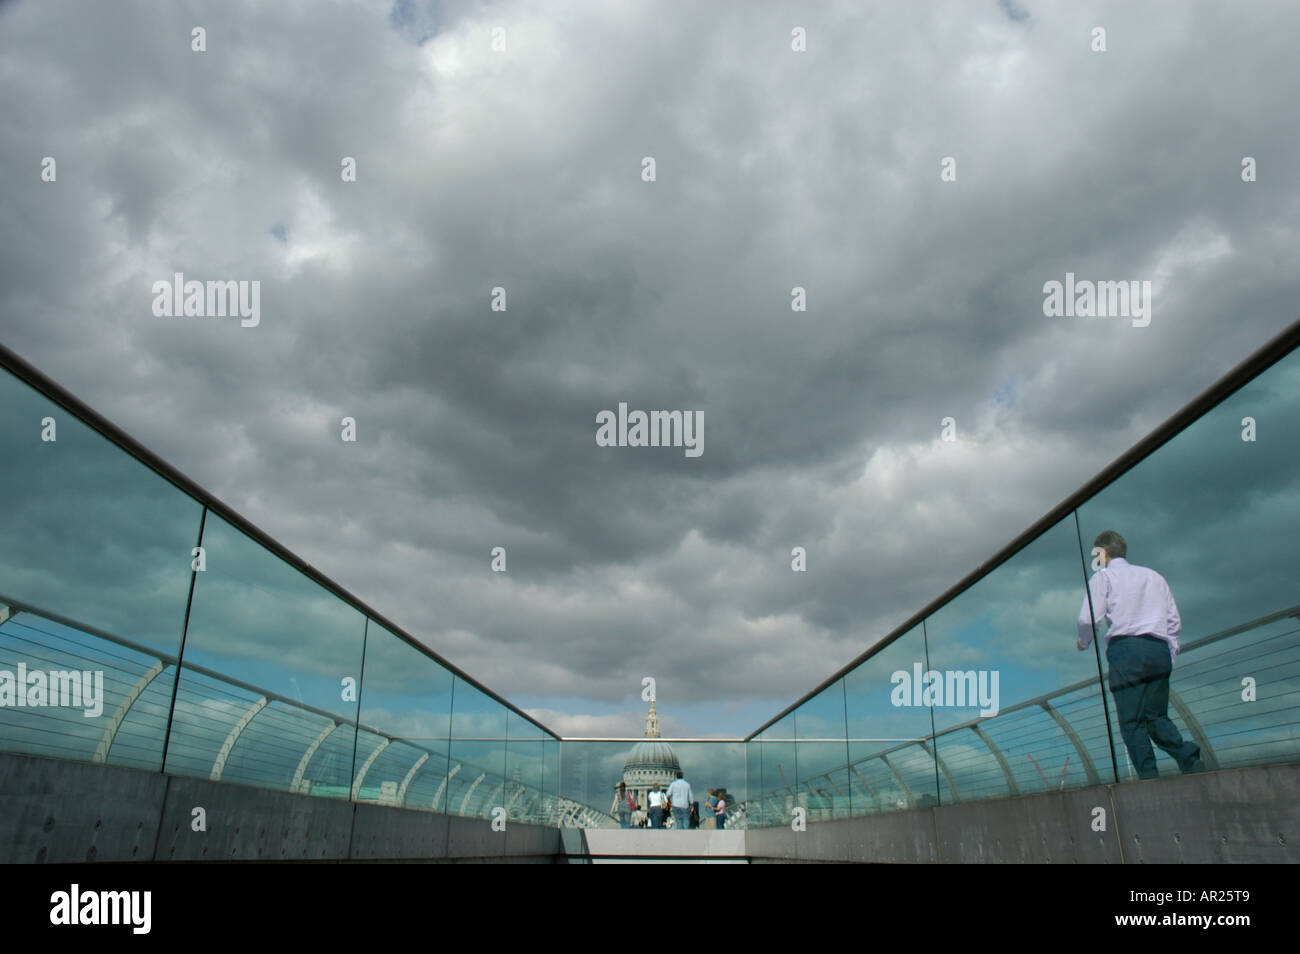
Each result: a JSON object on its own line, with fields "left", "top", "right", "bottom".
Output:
{"left": 7, "top": 751, "right": 1294, "bottom": 863}
{"left": 0, "top": 752, "right": 560, "bottom": 863}
{"left": 746, "top": 761, "right": 1300, "bottom": 863}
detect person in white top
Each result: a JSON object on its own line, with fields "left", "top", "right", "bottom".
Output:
{"left": 1077, "top": 530, "right": 1203, "bottom": 779}
{"left": 647, "top": 784, "right": 667, "bottom": 829}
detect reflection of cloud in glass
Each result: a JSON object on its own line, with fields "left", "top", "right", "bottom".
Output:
{"left": 182, "top": 513, "right": 367, "bottom": 714}
{"left": 925, "top": 516, "right": 1097, "bottom": 713}
{"left": 355, "top": 706, "right": 451, "bottom": 745}
{"left": 0, "top": 373, "right": 200, "bottom": 656}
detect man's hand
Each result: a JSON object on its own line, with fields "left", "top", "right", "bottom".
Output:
{"left": 1077, "top": 638, "right": 1088, "bottom": 652}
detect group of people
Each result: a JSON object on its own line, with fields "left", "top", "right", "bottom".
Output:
{"left": 611, "top": 772, "right": 729, "bottom": 829}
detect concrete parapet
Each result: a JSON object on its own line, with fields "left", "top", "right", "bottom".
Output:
{"left": 0, "top": 752, "right": 560, "bottom": 863}
{"left": 746, "top": 761, "right": 1299, "bottom": 863}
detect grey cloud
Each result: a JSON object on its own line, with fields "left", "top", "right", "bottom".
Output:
{"left": 2, "top": 0, "right": 1298, "bottom": 738}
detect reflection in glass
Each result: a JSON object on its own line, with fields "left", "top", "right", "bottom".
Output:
{"left": 842, "top": 625, "right": 938, "bottom": 814}
{"left": 756, "top": 713, "right": 796, "bottom": 828}
{"left": 506, "top": 710, "right": 547, "bottom": 825}
{"left": 794, "top": 681, "right": 849, "bottom": 821}
{"left": 0, "top": 611, "right": 175, "bottom": 771}
{"left": 0, "top": 367, "right": 201, "bottom": 658}
{"left": 923, "top": 516, "right": 1113, "bottom": 801}
{"left": 745, "top": 738, "right": 764, "bottom": 828}
{"left": 165, "top": 513, "right": 367, "bottom": 793}
{"left": 355, "top": 622, "right": 454, "bottom": 810}
{"left": 447, "top": 678, "right": 508, "bottom": 818}
{"left": 0, "top": 366, "right": 201, "bottom": 770}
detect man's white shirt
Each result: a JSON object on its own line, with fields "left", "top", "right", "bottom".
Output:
{"left": 1077, "top": 557, "right": 1181, "bottom": 662}
{"left": 667, "top": 778, "right": 692, "bottom": 807}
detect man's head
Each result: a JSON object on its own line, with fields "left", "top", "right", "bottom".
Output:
{"left": 1093, "top": 530, "right": 1127, "bottom": 567}
{"left": 675, "top": 770, "right": 683, "bottom": 779}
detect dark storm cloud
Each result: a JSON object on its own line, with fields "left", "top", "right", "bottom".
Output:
{"left": 1, "top": 0, "right": 1298, "bottom": 737}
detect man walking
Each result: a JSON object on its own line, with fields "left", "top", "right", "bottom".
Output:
{"left": 667, "top": 770, "right": 693, "bottom": 832}
{"left": 1077, "top": 531, "right": 1204, "bottom": 779}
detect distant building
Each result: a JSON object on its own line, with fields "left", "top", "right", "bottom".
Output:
{"left": 617, "top": 699, "right": 680, "bottom": 812}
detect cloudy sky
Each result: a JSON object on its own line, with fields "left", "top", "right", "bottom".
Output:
{"left": 2, "top": 0, "right": 1298, "bottom": 739}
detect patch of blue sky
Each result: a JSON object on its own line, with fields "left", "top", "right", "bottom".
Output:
{"left": 389, "top": 0, "right": 439, "bottom": 46}
{"left": 999, "top": 0, "right": 1030, "bottom": 23}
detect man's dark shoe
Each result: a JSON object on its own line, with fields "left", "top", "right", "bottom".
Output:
{"left": 1181, "top": 757, "right": 1206, "bottom": 774}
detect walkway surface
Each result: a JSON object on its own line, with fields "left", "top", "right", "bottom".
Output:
{"left": 581, "top": 829, "right": 747, "bottom": 863}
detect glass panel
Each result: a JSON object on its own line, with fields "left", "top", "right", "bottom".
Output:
{"left": 449, "top": 679, "right": 508, "bottom": 739}
{"left": 557, "top": 739, "right": 623, "bottom": 826}
{"left": 0, "top": 366, "right": 201, "bottom": 770}
{"left": 164, "top": 512, "right": 367, "bottom": 796}
{"left": 923, "top": 515, "right": 1112, "bottom": 803}
{"left": 355, "top": 621, "right": 454, "bottom": 811}
{"left": 348, "top": 727, "right": 394, "bottom": 801}
{"left": 794, "top": 680, "right": 849, "bottom": 821}
{"left": 219, "top": 696, "right": 346, "bottom": 794}
{"left": 1078, "top": 347, "right": 1300, "bottom": 778}
{"left": 757, "top": 712, "right": 796, "bottom": 828}
{"left": 163, "top": 668, "right": 362, "bottom": 794}
{"left": 0, "top": 365, "right": 569, "bottom": 827}
{"left": 0, "top": 367, "right": 200, "bottom": 656}
{"left": 541, "top": 737, "right": 560, "bottom": 827}
{"left": 1164, "top": 614, "right": 1300, "bottom": 771}
{"left": 0, "top": 611, "right": 175, "bottom": 770}
{"left": 558, "top": 739, "right": 746, "bottom": 829}
{"left": 843, "top": 624, "right": 938, "bottom": 814}
{"left": 506, "top": 709, "right": 546, "bottom": 825}
{"left": 745, "top": 738, "right": 763, "bottom": 828}
{"left": 293, "top": 723, "right": 357, "bottom": 797}
{"left": 447, "top": 679, "right": 508, "bottom": 818}
{"left": 666, "top": 741, "right": 745, "bottom": 830}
